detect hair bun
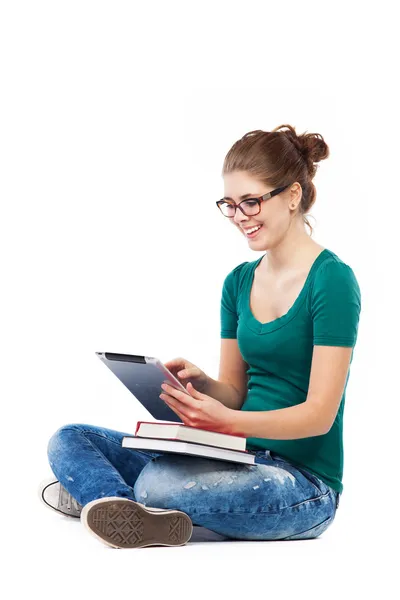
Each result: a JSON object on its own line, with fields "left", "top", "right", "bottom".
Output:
{"left": 301, "top": 132, "right": 329, "bottom": 164}
{"left": 272, "top": 124, "right": 329, "bottom": 170}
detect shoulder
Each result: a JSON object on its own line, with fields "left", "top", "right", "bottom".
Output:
{"left": 309, "top": 251, "right": 362, "bottom": 345}
{"left": 222, "top": 259, "right": 254, "bottom": 299}
{"left": 310, "top": 250, "right": 362, "bottom": 309}
{"left": 223, "top": 259, "right": 250, "bottom": 282}
{"left": 313, "top": 250, "right": 360, "bottom": 287}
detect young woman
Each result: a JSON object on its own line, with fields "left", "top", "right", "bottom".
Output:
{"left": 39, "top": 124, "right": 361, "bottom": 549}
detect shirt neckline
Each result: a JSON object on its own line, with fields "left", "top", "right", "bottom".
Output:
{"left": 244, "top": 248, "right": 330, "bottom": 335}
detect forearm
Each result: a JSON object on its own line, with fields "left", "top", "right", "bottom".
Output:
{"left": 203, "top": 377, "right": 243, "bottom": 410}
{"left": 229, "top": 402, "right": 326, "bottom": 440}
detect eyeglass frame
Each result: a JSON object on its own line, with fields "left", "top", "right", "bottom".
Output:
{"left": 216, "top": 184, "right": 292, "bottom": 217}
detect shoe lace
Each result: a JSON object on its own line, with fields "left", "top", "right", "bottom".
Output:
{"left": 58, "top": 484, "right": 82, "bottom": 513}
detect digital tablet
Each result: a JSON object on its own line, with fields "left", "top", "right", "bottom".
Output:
{"left": 95, "top": 352, "right": 191, "bottom": 423}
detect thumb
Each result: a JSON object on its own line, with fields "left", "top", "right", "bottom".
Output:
{"left": 187, "top": 381, "right": 201, "bottom": 396}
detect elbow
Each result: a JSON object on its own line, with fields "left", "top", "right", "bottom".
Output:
{"left": 318, "top": 420, "right": 333, "bottom": 436}
{"left": 309, "top": 410, "right": 333, "bottom": 436}
{"left": 306, "top": 403, "right": 334, "bottom": 436}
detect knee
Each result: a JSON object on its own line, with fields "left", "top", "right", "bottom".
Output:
{"left": 47, "top": 423, "right": 86, "bottom": 462}
{"left": 133, "top": 458, "right": 159, "bottom": 504}
{"left": 133, "top": 455, "right": 195, "bottom": 508}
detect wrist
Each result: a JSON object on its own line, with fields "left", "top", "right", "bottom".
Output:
{"left": 227, "top": 407, "right": 245, "bottom": 437}
{"left": 201, "top": 376, "right": 213, "bottom": 394}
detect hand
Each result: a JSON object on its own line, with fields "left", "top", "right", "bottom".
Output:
{"left": 163, "top": 357, "right": 210, "bottom": 393}
{"left": 159, "top": 381, "right": 238, "bottom": 435}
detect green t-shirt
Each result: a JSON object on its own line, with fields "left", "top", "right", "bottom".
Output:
{"left": 220, "top": 248, "right": 361, "bottom": 494}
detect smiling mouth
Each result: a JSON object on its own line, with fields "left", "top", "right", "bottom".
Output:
{"left": 242, "top": 224, "right": 264, "bottom": 235}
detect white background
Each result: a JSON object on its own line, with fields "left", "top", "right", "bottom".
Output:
{"left": 1, "top": 1, "right": 398, "bottom": 598}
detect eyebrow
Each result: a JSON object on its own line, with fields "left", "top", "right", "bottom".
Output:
{"left": 222, "top": 193, "right": 259, "bottom": 201}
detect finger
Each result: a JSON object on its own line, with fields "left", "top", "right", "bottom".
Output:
{"left": 177, "top": 369, "right": 189, "bottom": 377}
{"left": 162, "top": 395, "right": 190, "bottom": 424}
{"left": 161, "top": 393, "right": 190, "bottom": 414}
{"left": 161, "top": 384, "right": 199, "bottom": 406}
{"left": 160, "top": 394, "right": 191, "bottom": 418}
{"left": 164, "top": 362, "right": 178, "bottom": 371}
{"left": 164, "top": 358, "right": 183, "bottom": 370}
{"left": 186, "top": 382, "right": 204, "bottom": 399}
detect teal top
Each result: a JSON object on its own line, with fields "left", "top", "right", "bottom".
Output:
{"left": 220, "top": 248, "right": 361, "bottom": 494}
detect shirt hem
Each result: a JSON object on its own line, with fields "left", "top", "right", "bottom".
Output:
{"left": 314, "top": 337, "right": 355, "bottom": 346}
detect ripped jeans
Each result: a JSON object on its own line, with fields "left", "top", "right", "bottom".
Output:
{"left": 47, "top": 423, "right": 340, "bottom": 541}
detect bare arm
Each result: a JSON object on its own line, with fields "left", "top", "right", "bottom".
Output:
{"left": 202, "top": 339, "right": 248, "bottom": 410}
{"left": 229, "top": 345, "right": 354, "bottom": 439}
{"left": 202, "top": 377, "right": 244, "bottom": 410}
{"left": 229, "top": 403, "right": 325, "bottom": 439}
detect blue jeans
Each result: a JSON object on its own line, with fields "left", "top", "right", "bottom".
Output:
{"left": 47, "top": 423, "right": 340, "bottom": 541}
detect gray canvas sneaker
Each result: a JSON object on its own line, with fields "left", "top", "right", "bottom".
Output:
{"left": 38, "top": 478, "right": 183, "bottom": 519}
{"left": 38, "top": 478, "right": 83, "bottom": 518}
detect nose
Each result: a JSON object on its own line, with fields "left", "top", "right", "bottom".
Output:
{"left": 233, "top": 206, "right": 250, "bottom": 226}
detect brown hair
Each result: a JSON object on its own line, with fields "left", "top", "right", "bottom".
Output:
{"left": 222, "top": 124, "right": 330, "bottom": 236}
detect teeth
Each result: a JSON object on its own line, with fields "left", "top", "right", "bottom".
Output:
{"left": 246, "top": 225, "right": 262, "bottom": 234}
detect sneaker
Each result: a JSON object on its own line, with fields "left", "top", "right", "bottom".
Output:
{"left": 81, "top": 497, "right": 193, "bottom": 549}
{"left": 38, "top": 479, "right": 180, "bottom": 520}
{"left": 38, "top": 478, "right": 82, "bottom": 518}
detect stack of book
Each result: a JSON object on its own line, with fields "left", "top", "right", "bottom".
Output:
{"left": 122, "top": 421, "right": 256, "bottom": 465}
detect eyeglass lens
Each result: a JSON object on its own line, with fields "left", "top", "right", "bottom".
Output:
{"left": 219, "top": 199, "right": 260, "bottom": 217}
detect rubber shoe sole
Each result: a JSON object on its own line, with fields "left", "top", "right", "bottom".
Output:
{"left": 81, "top": 497, "right": 193, "bottom": 549}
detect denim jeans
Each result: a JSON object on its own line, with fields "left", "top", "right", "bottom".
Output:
{"left": 47, "top": 423, "right": 340, "bottom": 541}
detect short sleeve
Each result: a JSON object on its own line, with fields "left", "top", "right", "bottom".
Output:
{"left": 220, "top": 262, "right": 247, "bottom": 339}
{"left": 311, "top": 260, "right": 361, "bottom": 347}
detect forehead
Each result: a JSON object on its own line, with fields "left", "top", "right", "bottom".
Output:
{"left": 223, "top": 171, "right": 266, "bottom": 198}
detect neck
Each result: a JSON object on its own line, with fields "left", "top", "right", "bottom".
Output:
{"left": 262, "top": 223, "right": 321, "bottom": 275}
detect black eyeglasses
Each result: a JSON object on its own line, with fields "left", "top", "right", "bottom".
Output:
{"left": 216, "top": 184, "right": 291, "bottom": 217}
